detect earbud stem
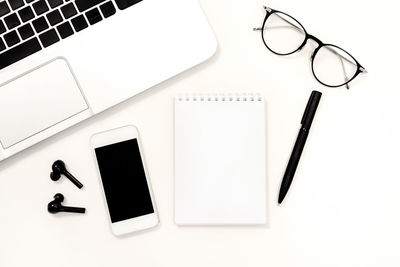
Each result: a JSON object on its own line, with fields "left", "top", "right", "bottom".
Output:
{"left": 64, "top": 170, "right": 84, "bottom": 189}
{"left": 60, "top": 206, "right": 86, "bottom": 213}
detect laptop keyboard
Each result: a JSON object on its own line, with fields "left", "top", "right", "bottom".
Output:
{"left": 0, "top": 0, "right": 142, "bottom": 70}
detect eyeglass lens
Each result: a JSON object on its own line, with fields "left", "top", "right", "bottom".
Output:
{"left": 312, "top": 45, "right": 358, "bottom": 87}
{"left": 263, "top": 12, "right": 306, "bottom": 55}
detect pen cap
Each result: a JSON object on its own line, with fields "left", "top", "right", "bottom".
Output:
{"left": 301, "top": 91, "right": 322, "bottom": 129}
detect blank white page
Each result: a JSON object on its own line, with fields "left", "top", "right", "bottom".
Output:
{"left": 175, "top": 94, "right": 266, "bottom": 225}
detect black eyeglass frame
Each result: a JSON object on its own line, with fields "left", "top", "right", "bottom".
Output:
{"left": 258, "top": 6, "right": 367, "bottom": 88}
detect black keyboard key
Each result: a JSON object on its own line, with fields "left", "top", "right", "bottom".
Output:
{"left": 0, "top": 19, "right": 6, "bottom": 33}
{"left": 75, "top": 0, "right": 105, "bottom": 12}
{"left": 0, "top": 37, "right": 41, "bottom": 69}
{"left": 46, "top": 9, "right": 62, "bottom": 25}
{"left": 100, "top": 1, "right": 115, "bottom": 18}
{"left": 32, "top": 16, "right": 48, "bottom": 32}
{"left": 18, "top": 6, "right": 34, "bottom": 22}
{"left": 56, "top": 21, "right": 72, "bottom": 38}
{"left": 4, "top": 13, "right": 20, "bottom": 29}
{"left": 85, "top": 8, "right": 101, "bottom": 25}
{"left": 4, "top": 30, "right": 20, "bottom": 46}
{"left": 9, "top": 0, "right": 24, "bottom": 10}
{"left": 114, "top": 0, "right": 141, "bottom": 10}
{"left": 0, "top": 37, "right": 6, "bottom": 51}
{"left": 0, "top": 1, "right": 10, "bottom": 17}
{"left": 39, "top": 28, "right": 59, "bottom": 47}
{"left": 71, "top": 14, "right": 87, "bottom": 32}
{"left": 32, "top": 0, "right": 49, "bottom": 15}
{"left": 18, "top": 23, "right": 34, "bottom": 39}
{"left": 48, "top": 0, "right": 63, "bottom": 8}
{"left": 60, "top": 2, "right": 76, "bottom": 19}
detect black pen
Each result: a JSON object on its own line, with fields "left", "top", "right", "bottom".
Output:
{"left": 278, "top": 90, "right": 322, "bottom": 204}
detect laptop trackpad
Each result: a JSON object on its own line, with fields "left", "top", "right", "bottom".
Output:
{"left": 0, "top": 58, "right": 88, "bottom": 149}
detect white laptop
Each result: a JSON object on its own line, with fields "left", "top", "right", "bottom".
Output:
{"left": 0, "top": 0, "right": 216, "bottom": 161}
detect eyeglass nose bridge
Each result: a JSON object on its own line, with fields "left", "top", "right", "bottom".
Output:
{"left": 299, "top": 34, "right": 324, "bottom": 61}
{"left": 300, "top": 34, "right": 323, "bottom": 51}
{"left": 307, "top": 34, "right": 324, "bottom": 46}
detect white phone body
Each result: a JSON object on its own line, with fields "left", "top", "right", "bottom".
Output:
{"left": 91, "top": 125, "right": 159, "bottom": 236}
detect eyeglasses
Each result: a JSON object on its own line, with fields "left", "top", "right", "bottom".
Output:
{"left": 254, "top": 6, "right": 367, "bottom": 89}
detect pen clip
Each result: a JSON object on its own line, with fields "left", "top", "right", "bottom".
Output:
{"left": 301, "top": 90, "right": 322, "bottom": 128}
{"left": 301, "top": 91, "right": 316, "bottom": 125}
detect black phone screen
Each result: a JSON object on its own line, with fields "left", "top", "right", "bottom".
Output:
{"left": 94, "top": 139, "right": 154, "bottom": 223}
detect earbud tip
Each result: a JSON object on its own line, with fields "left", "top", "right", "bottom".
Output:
{"left": 53, "top": 193, "right": 64, "bottom": 202}
{"left": 50, "top": 172, "right": 60, "bottom": 181}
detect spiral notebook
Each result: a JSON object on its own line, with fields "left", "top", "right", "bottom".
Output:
{"left": 174, "top": 94, "right": 267, "bottom": 225}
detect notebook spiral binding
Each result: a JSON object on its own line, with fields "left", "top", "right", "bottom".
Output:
{"left": 176, "top": 93, "right": 263, "bottom": 102}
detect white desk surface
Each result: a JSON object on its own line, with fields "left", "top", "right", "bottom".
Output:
{"left": 1, "top": 0, "right": 399, "bottom": 266}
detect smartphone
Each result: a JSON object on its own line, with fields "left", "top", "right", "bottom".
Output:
{"left": 91, "top": 125, "right": 159, "bottom": 236}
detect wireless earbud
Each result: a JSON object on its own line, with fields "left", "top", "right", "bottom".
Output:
{"left": 47, "top": 193, "right": 86, "bottom": 214}
{"left": 50, "top": 160, "right": 83, "bottom": 189}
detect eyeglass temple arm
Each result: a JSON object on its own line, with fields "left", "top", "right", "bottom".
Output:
{"left": 253, "top": 7, "right": 368, "bottom": 74}
{"left": 253, "top": 7, "right": 304, "bottom": 33}
{"left": 339, "top": 54, "right": 351, "bottom": 89}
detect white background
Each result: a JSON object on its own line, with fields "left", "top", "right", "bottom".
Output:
{"left": 0, "top": 0, "right": 399, "bottom": 266}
